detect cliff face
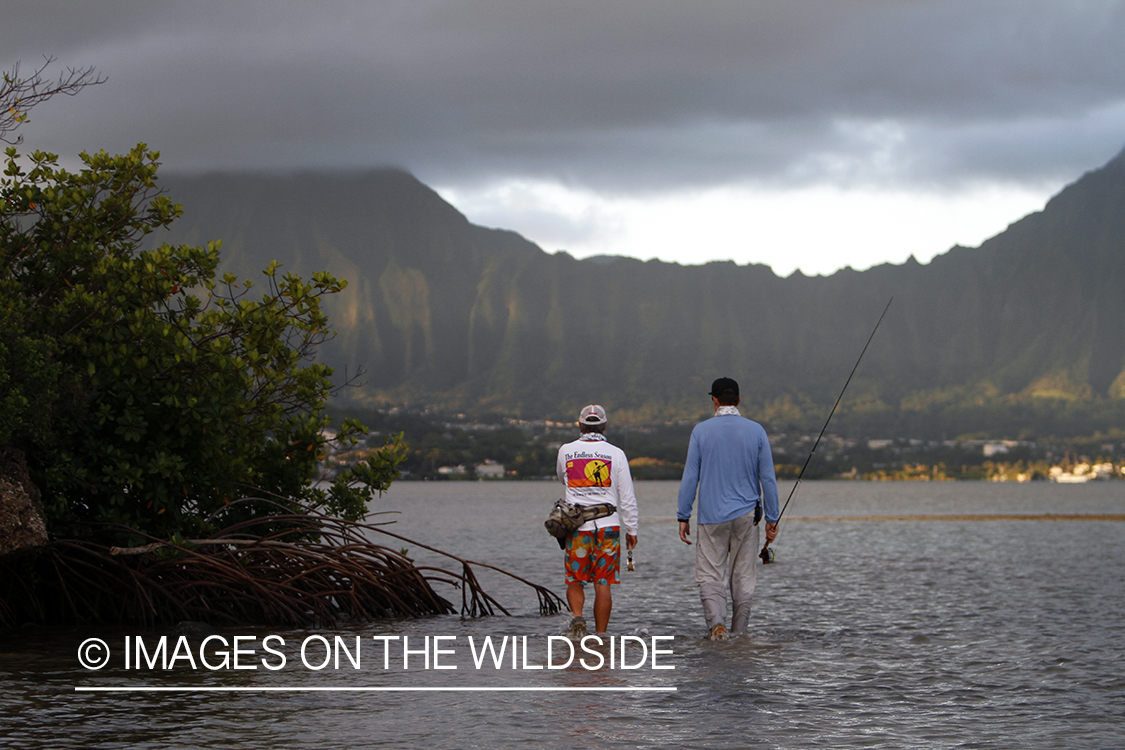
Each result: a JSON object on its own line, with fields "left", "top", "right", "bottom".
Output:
{"left": 157, "top": 149, "right": 1125, "bottom": 427}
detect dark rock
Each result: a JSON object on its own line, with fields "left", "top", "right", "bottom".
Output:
{"left": 0, "top": 450, "right": 48, "bottom": 556}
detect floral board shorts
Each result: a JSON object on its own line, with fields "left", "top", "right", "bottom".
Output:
{"left": 565, "top": 526, "right": 620, "bottom": 586}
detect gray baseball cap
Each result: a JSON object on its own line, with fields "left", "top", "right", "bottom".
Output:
{"left": 578, "top": 404, "right": 607, "bottom": 425}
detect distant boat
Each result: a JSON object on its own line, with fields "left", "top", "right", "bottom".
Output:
{"left": 1048, "top": 462, "right": 1114, "bottom": 483}
{"left": 1051, "top": 473, "right": 1092, "bottom": 484}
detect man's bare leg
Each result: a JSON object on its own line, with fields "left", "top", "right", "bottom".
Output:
{"left": 567, "top": 581, "right": 585, "bottom": 617}
{"left": 592, "top": 582, "right": 612, "bottom": 633}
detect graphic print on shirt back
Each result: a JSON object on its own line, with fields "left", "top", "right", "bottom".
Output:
{"left": 566, "top": 458, "right": 612, "bottom": 488}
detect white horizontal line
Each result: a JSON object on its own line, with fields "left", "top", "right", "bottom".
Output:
{"left": 75, "top": 686, "right": 676, "bottom": 693}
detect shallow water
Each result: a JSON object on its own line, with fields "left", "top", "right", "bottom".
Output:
{"left": 2, "top": 481, "right": 1123, "bottom": 749}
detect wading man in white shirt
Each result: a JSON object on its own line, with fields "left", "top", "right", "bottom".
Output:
{"left": 556, "top": 404, "right": 640, "bottom": 636}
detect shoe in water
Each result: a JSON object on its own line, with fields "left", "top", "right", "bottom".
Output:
{"left": 566, "top": 616, "right": 588, "bottom": 639}
{"left": 708, "top": 623, "right": 729, "bottom": 641}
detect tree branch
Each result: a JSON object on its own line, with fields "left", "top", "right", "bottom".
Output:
{"left": 2, "top": 57, "right": 106, "bottom": 143}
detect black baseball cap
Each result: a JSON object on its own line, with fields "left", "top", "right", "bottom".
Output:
{"left": 708, "top": 377, "right": 739, "bottom": 398}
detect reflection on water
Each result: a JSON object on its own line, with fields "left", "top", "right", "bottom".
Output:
{"left": 2, "top": 481, "right": 1123, "bottom": 749}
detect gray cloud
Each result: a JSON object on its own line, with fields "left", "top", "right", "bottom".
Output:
{"left": 5, "top": 0, "right": 1125, "bottom": 194}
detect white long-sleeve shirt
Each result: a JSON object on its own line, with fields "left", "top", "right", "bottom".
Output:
{"left": 556, "top": 434, "right": 639, "bottom": 536}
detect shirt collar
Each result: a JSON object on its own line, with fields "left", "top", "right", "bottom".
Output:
{"left": 579, "top": 433, "right": 608, "bottom": 442}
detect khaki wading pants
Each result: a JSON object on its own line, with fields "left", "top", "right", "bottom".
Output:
{"left": 695, "top": 511, "right": 759, "bottom": 634}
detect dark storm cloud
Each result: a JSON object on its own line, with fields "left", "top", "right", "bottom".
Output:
{"left": 5, "top": 0, "right": 1125, "bottom": 191}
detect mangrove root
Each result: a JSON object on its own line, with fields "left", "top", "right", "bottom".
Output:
{"left": 0, "top": 511, "right": 564, "bottom": 627}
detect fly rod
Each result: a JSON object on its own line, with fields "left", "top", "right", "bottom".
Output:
{"left": 761, "top": 297, "right": 893, "bottom": 564}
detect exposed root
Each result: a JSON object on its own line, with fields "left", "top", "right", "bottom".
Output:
{"left": 0, "top": 511, "right": 564, "bottom": 627}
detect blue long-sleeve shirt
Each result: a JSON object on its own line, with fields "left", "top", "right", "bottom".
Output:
{"left": 677, "top": 411, "right": 780, "bottom": 525}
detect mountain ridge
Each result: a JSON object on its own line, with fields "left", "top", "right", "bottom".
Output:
{"left": 154, "top": 151, "right": 1125, "bottom": 435}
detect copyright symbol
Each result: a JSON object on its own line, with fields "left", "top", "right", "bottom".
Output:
{"left": 78, "top": 638, "right": 111, "bottom": 670}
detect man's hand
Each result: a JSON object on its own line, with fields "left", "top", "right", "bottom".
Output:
{"left": 765, "top": 522, "right": 778, "bottom": 543}
{"left": 626, "top": 533, "right": 638, "bottom": 550}
{"left": 678, "top": 520, "right": 692, "bottom": 545}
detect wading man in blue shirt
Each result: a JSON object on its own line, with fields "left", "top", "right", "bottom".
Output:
{"left": 677, "top": 377, "right": 779, "bottom": 640}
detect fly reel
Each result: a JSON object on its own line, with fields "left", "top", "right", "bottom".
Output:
{"left": 759, "top": 546, "right": 775, "bottom": 564}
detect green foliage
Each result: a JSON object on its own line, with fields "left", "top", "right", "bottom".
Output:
{"left": 0, "top": 144, "right": 405, "bottom": 540}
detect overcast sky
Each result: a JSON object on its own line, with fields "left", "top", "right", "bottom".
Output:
{"left": 6, "top": 1, "right": 1125, "bottom": 275}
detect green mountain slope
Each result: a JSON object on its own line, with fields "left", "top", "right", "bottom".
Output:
{"left": 156, "top": 147, "right": 1125, "bottom": 435}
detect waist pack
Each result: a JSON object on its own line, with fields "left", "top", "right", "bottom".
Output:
{"left": 545, "top": 499, "right": 616, "bottom": 548}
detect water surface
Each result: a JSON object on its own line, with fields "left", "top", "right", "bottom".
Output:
{"left": 2, "top": 481, "right": 1122, "bottom": 749}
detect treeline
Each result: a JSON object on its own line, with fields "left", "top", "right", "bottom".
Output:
{"left": 834, "top": 394, "right": 1125, "bottom": 443}
{"left": 328, "top": 407, "right": 696, "bottom": 480}
{"left": 332, "top": 406, "right": 1125, "bottom": 482}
